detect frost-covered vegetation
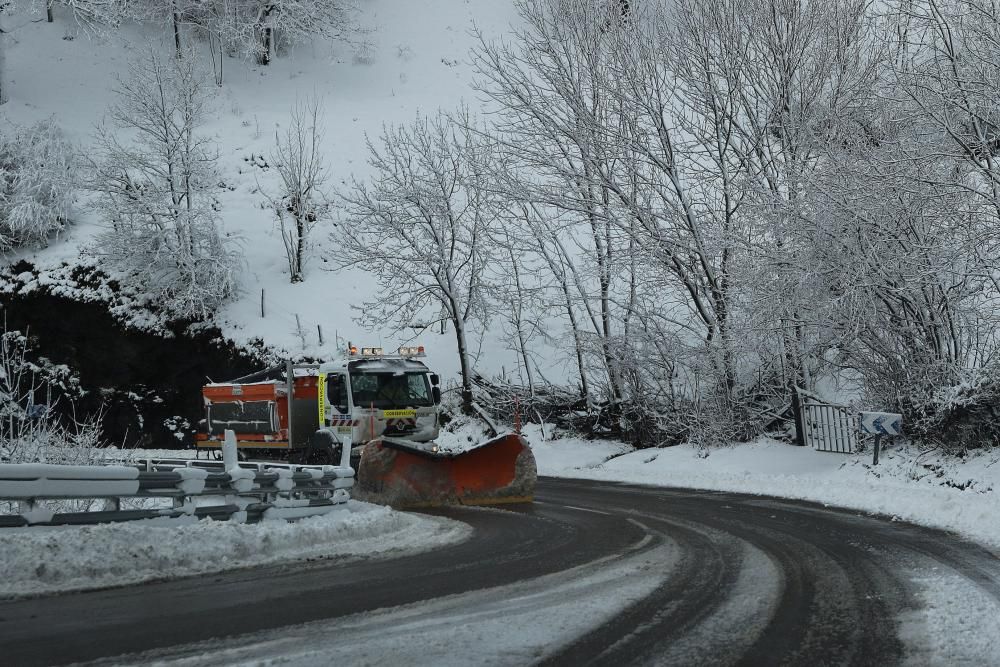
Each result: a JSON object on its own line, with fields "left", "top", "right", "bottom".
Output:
{"left": 0, "top": 122, "right": 76, "bottom": 252}
{"left": 0, "top": 325, "right": 130, "bottom": 513}
{"left": 440, "top": 0, "right": 1000, "bottom": 453}
{"left": 6, "top": 0, "right": 1000, "bottom": 453}
{"left": 0, "top": 327, "right": 106, "bottom": 465}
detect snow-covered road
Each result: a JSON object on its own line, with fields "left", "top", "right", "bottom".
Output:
{"left": 4, "top": 478, "right": 999, "bottom": 666}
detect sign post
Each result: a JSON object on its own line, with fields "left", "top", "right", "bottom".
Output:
{"left": 859, "top": 411, "right": 902, "bottom": 465}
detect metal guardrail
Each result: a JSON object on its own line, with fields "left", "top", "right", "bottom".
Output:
{"left": 0, "top": 435, "right": 354, "bottom": 528}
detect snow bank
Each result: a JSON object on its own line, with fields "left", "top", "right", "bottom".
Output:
{"left": 433, "top": 413, "right": 498, "bottom": 454}
{"left": 0, "top": 501, "right": 470, "bottom": 599}
{"left": 529, "top": 425, "right": 1000, "bottom": 552}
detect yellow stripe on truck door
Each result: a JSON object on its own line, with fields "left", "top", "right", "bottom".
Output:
{"left": 317, "top": 373, "right": 326, "bottom": 427}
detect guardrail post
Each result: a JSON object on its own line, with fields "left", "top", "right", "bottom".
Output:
{"left": 223, "top": 429, "right": 238, "bottom": 469}
{"left": 339, "top": 432, "right": 352, "bottom": 469}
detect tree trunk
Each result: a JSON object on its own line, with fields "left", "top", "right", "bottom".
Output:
{"left": 0, "top": 31, "right": 6, "bottom": 106}
{"left": 562, "top": 288, "right": 589, "bottom": 405}
{"left": 258, "top": 26, "right": 272, "bottom": 65}
{"left": 516, "top": 316, "right": 535, "bottom": 398}
{"left": 452, "top": 314, "right": 474, "bottom": 412}
{"left": 508, "top": 246, "right": 535, "bottom": 398}
{"left": 538, "top": 235, "right": 590, "bottom": 405}
{"left": 293, "top": 215, "right": 305, "bottom": 282}
{"left": 47, "top": 2, "right": 54, "bottom": 22}
{"left": 208, "top": 32, "right": 224, "bottom": 86}
{"left": 173, "top": 11, "right": 183, "bottom": 58}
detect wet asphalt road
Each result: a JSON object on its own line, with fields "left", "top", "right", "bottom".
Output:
{"left": 2, "top": 477, "right": 999, "bottom": 666}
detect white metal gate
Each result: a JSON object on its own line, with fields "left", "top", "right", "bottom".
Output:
{"left": 802, "top": 401, "right": 858, "bottom": 453}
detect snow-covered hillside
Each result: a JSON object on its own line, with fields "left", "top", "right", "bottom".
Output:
{"left": 4, "top": 0, "right": 525, "bottom": 383}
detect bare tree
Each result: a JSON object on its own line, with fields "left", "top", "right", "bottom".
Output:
{"left": 486, "top": 217, "right": 547, "bottom": 398}
{"left": 790, "top": 0, "right": 1000, "bottom": 446}
{"left": 470, "top": 0, "right": 887, "bottom": 443}
{"left": 85, "top": 52, "right": 240, "bottom": 320}
{"left": 125, "top": 0, "right": 363, "bottom": 77}
{"left": 211, "top": 0, "right": 362, "bottom": 65}
{"left": 262, "top": 96, "right": 329, "bottom": 283}
{"left": 473, "top": 0, "right": 633, "bottom": 407}
{"left": 335, "top": 112, "right": 495, "bottom": 411}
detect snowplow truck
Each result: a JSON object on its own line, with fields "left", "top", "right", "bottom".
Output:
{"left": 196, "top": 346, "right": 535, "bottom": 508}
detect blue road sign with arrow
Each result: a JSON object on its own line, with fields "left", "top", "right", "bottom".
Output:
{"left": 860, "top": 411, "right": 902, "bottom": 436}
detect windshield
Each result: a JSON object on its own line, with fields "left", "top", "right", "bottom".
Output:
{"left": 350, "top": 372, "right": 432, "bottom": 409}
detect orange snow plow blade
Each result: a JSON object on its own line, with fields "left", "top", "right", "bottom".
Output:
{"left": 353, "top": 433, "right": 536, "bottom": 508}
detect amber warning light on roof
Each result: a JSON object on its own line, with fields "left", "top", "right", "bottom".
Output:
{"left": 347, "top": 344, "right": 425, "bottom": 358}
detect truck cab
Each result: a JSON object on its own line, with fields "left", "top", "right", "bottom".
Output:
{"left": 319, "top": 354, "right": 442, "bottom": 447}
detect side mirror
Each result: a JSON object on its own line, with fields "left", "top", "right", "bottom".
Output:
{"left": 432, "top": 386, "right": 442, "bottom": 404}
{"left": 430, "top": 373, "right": 440, "bottom": 386}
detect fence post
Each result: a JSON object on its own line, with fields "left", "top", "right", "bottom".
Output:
{"left": 791, "top": 388, "right": 806, "bottom": 446}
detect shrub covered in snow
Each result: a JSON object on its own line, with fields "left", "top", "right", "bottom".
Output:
{"left": 0, "top": 327, "right": 121, "bottom": 515}
{"left": 0, "top": 121, "right": 76, "bottom": 253}
{"left": 0, "top": 328, "right": 107, "bottom": 466}
{"left": 900, "top": 368, "right": 1000, "bottom": 453}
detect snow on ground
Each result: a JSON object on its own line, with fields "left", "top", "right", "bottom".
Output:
{"left": 109, "top": 537, "right": 677, "bottom": 667}
{"left": 529, "top": 424, "right": 1000, "bottom": 552}
{"left": 532, "top": 428, "right": 1000, "bottom": 663}
{"left": 0, "top": 501, "right": 470, "bottom": 599}
{"left": 3, "top": 1, "right": 546, "bottom": 384}
{"left": 433, "top": 412, "right": 497, "bottom": 453}
{"left": 899, "top": 558, "right": 1000, "bottom": 666}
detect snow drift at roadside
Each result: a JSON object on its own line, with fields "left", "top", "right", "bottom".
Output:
{"left": 0, "top": 501, "right": 470, "bottom": 599}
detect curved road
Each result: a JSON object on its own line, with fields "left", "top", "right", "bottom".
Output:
{"left": 2, "top": 478, "right": 1000, "bottom": 665}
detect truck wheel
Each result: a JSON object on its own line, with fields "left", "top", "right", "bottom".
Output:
{"left": 308, "top": 431, "right": 340, "bottom": 466}
{"left": 309, "top": 448, "right": 334, "bottom": 465}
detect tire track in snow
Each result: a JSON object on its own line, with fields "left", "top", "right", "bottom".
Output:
{"left": 103, "top": 531, "right": 675, "bottom": 667}
{"left": 3, "top": 479, "right": 1000, "bottom": 666}
{"left": 539, "top": 479, "right": 1000, "bottom": 666}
